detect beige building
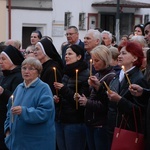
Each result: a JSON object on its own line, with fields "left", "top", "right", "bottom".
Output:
{"left": 0, "top": 0, "right": 150, "bottom": 52}
{"left": 0, "top": 0, "right": 7, "bottom": 42}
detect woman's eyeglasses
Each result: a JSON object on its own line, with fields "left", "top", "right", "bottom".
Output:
{"left": 21, "top": 66, "right": 37, "bottom": 71}
{"left": 24, "top": 51, "right": 34, "bottom": 55}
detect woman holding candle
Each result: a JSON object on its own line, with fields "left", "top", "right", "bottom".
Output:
{"left": 0, "top": 45, "right": 24, "bottom": 150}
{"left": 107, "top": 41, "right": 149, "bottom": 149}
{"left": 4, "top": 57, "right": 55, "bottom": 150}
{"left": 34, "top": 37, "right": 63, "bottom": 95}
{"left": 53, "top": 44, "right": 89, "bottom": 150}
{"left": 78, "top": 45, "right": 116, "bottom": 150}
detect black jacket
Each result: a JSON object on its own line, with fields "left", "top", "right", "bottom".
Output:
{"left": 40, "top": 59, "right": 63, "bottom": 95}
{"left": 85, "top": 66, "right": 116, "bottom": 126}
{"left": 108, "top": 67, "right": 149, "bottom": 136}
{"left": 56, "top": 61, "right": 89, "bottom": 123}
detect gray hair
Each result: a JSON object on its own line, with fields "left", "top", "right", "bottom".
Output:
{"left": 101, "top": 30, "right": 112, "bottom": 40}
{"left": 87, "top": 29, "right": 102, "bottom": 44}
{"left": 22, "top": 57, "right": 42, "bottom": 75}
{"left": 131, "top": 35, "right": 148, "bottom": 47}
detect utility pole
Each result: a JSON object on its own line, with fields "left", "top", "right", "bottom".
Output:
{"left": 115, "top": 0, "right": 120, "bottom": 44}
{"left": 8, "top": 0, "right": 12, "bottom": 39}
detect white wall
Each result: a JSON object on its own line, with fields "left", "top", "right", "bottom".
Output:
{"left": 0, "top": 0, "right": 7, "bottom": 42}
{"left": 7, "top": 0, "right": 150, "bottom": 54}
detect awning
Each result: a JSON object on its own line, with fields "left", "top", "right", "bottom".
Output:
{"left": 92, "top": 0, "right": 150, "bottom": 8}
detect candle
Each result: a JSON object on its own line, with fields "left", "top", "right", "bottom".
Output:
{"left": 76, "top": 69, "right": 78, "bottom": 109}
{"left": 125, "top": 73, "right": 131, "bottom": 85}
{"left": 103, "top": 81, "right": 111, "bottom": 94}
{"left": 121, "top": 66, "right": 131, "bottom": 85}
{"left": 53, "top": 67, "right": 58, "bottom": 96}
{"left": 11, "top": 95, "right": 14, "bottom": 123}
{"left": 90, "top": 59, "right": 92, "bottom": 77}
{"left": 53, "top": 67, "right": 57, "bottom": 82}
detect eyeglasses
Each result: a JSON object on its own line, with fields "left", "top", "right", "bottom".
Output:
{"left": 65, "top": 33, "right": 77, "bottom": 36}
{"left": 21, "top": 66, "right": 37, "bottom": 71}
{"left": 24, "top": 51, "right": 34, "bottom": 55}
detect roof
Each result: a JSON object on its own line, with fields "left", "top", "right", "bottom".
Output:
{"left": 92, "top": 0, "right": 150, "bottom": 8}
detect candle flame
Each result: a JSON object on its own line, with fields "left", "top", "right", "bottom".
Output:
{"left": 121, "top": 65, "right": 125, "bottom": 71}
{"left": 11, "top": 95, "right": 14, "bottom": 99}
{"left": 53, "top": 67, "right": 56, "bottom": 70}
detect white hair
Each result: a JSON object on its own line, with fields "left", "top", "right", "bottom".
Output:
{"left": 87, "top": 29, "right": 102, "bottom": 43}
{"left": 101, "top": 30, "right": 112, "bottom": 40}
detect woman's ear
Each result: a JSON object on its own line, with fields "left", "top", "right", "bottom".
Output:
{"left": 77, "top": 55, "right": 82, "bottom": 60}
{"left": 133, "top": 56, "right": 138, "bottom": 62}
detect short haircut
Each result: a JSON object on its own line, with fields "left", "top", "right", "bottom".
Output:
{"left": 134, "top": 24, "right": 144, "bottom": 35}
{"left": 68, "top": 26, "right": 78, "bottom": 33}
{"left": 90, "top": 45, "right": 112, "bottom": 67}
{"left": 101, "top": 30, "right": 112, "bottom": 40}
{"left": 131, "top": 35, "right": 147, "bottom": 47}
{"left": 118, "top": 41, "right": 144, "bottom": 68}
{"left": 22, "top": 57, "right": 42, "bottom": 74}
{"left": 87, "top": 29, "right": 102, "bottom": 43}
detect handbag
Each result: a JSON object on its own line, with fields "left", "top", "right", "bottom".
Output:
{"left": 111, "top": 107, "right": 145, "bottom": 150}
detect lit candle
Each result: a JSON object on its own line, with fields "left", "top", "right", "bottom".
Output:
{"left": 53, "top": 67, "right": 57, "bottom": 82}
{"left": 121, "top": 66, "right": 131, "bottom": 85}
{"left": 11, "top": 95, "right": 14, "bottom": 123}
{"left": 53, "top": 67, "right": 58, "bottom": 96}
{"left": 103, "top": 81, "right": 111, "bottom": 94}
{"left": 76, "top": 69, "right": 78, "bottom": 109}
{"left": 121, "top": 65, "right": 125, "bottom": 71}
{"left": 90, "top": 59, "right": 92, "bottom": 77}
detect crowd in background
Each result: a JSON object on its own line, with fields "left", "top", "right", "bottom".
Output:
{"left": 0, "top": 21, "right": 150, "bottom": 150}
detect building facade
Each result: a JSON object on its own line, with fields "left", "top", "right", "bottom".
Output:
{"left": 0, "top": 0, "right": 150, "bottom": 53}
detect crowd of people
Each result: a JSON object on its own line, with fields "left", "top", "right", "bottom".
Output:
{"left": 0, "top": 21, "right": 150, "bottom": 150}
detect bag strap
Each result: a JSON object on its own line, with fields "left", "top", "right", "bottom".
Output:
{"left": 133, "top": 106, "right": 143, "bottom": 143}
{"left": 116, "top": 106, "right": 142, "bottom": 143}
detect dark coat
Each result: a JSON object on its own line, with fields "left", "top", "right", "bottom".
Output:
{"left": 0, "top": 67, "right": 23, "bottom": 150}
{"left": 108, "top": 67, "right": 149, "bottom": 143}
{"left": 141, "top": 88, "right": 150, "bottom": 150}
{"left": 85, "top": 66, "right": 116, "bottom": 126}
{"left": 56, "top": 61, "right": 89, "bottom": 124}
{"left": 40, "top": 59, "right": 63, "bottom": 95}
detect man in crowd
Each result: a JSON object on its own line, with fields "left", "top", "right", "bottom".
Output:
{"left": 61, "top": 26, "right": 84, "bottom": 65}
{"left": 84, "top": 29, "right": 101, "bottom": 75}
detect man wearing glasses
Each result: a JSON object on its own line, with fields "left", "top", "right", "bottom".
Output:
{"left": 61, "top": 26, "right": 84, "bottom": 65}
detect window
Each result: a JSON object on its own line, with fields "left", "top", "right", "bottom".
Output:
{"left": 144, "top": 14, "right": 149, "bottom": 24}
{"left": 87, "top": 13, "right": 98, "bottom": 30}
{"left": 79, "top": 13, "right": 86, "bottom": 30}
{"left": 64, "top": 12, "right": 71, "bottom": 30}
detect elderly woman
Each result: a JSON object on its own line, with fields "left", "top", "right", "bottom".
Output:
{"left": 107, "top": 41, "right": 149, "bottom": 149}
{"left": 24, "top": 45, "right": 35, "bottom": 58}
{"left": 4, "top": 57, "right": 55, "bottom": 150}
{"left": 0, "top": 45, "right": 24, "bottom": 150}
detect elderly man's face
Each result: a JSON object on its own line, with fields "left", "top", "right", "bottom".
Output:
{"left": 102, "top": 33, "right": 111, "bottom": 46}
{"left": 144, "top": 24, "right": 150, "bottom": 46}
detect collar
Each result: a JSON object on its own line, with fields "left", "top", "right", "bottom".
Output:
{"left": 24, "top": 77, "right": 38, "bottom": 88}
